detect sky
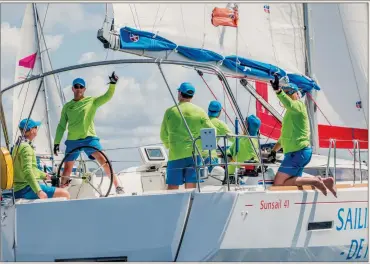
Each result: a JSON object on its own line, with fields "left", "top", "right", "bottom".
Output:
{"left": 1, "top": 3, "right": 255, "bottom": 172}
{"left": 1, "top": 3, "right": 368, "bottom": 172}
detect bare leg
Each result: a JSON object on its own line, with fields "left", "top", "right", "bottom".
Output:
{"left": 91, "top": 151, "right": 120, "bottom": 188}
{"left": 53, "top": 188, "right": 71, "bottom": 199}
{"left": 61, "top": 161, "right": 75, "bottom": 185}
{"left": 274, "top": 171, "right": 328, "bottom": 196}
{"left": 167, "top": 184, "right": 179, "bottom": 190}
{"left": 185, "top": 183, "right": 196, "bottom": 189}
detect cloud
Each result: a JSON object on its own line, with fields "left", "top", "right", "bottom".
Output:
{"left": 43, "top": 34, "right": 64, "bottom": 52}
{"left": 78, "top": 52, "right": 99, "bottom": 64}
{"left": 39, "top": 3, "right": 103, "bottom": 34}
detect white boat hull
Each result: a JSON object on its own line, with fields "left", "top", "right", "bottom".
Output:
{"left": 1, "top": 182, "right": 368, "bottom": 262}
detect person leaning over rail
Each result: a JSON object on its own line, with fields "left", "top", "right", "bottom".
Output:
{"left": 160, "top": 82, "right": 216, "bottom": 190}
{"left": 201, "top": 100, "right": 234, "bottom": 174}
{"left": 227, "top": 114, "right": 261, "bottom": 175}
{"left": 12, "top": 118, "right": 70, "bottom": 200}
{"left": 53, "top": 72, "right": 124, "bottom": 194}
{"left": 267, "top": 74, "right": 336, "bottom": 197}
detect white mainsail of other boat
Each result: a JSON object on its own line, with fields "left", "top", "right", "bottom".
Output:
{"left": 12, "top": 3, "right": 64, "bottom": 169}
{"left": 309, "top": 3, "right": 368, "bottom": 153}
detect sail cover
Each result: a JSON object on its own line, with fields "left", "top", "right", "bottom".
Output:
{"left": 109, "top": 3, "right": 320, "bottom": 93}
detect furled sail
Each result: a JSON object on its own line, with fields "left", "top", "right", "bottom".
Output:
{"left": 12, "top": 3, "right": 64, "bottom": 168}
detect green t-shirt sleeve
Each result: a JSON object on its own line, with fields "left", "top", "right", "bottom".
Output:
{"left": 277, "top": 90, "right": 301, "bottom": 112}
{"left": 220, "top": 122, "right": 234, "bottom": 143}
{"left": 160, "top": 110, "right": 170, "bottom": 149}
{"left": 54, "top": 105, "right": 68, "bottom": 145}
{"left": 93, "top": 83, "right": 116, "bottom": 108}
{"left": 228, "top": 141, "right": 235, "bottom": 157}
{"left": 35, "top": 169, "right": 46, "bottom": 180}
{"left": 20, "top": 146, "right": 41, "bottom": 193}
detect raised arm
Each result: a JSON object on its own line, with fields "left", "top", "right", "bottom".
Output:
{"left": 93, "top": 71, "right": 119, "bottom": 108}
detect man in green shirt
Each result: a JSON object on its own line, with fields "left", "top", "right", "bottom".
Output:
{"left": 227, "top": 114, "right": 261, "bottom": 175}
{"left": 13, "top": 118, "right": 70, "bottom": 200}
{"left": 268, "top": 74, "right": 336, "bottom": 197}
{"left": 54, "top": 72, "right": 124, "bottom": 194}
{"left": 160, "top": 82, "right": 216, "bottom": 189}
{"left": 201, "top": 100, "right": 233, "bottom": 174}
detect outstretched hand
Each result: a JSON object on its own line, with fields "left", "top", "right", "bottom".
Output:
{"left": 109, "top": 71, "right": 119, "bottom": 84}
{"left": 270, "top": 73, "right": 280, "bottom": 91}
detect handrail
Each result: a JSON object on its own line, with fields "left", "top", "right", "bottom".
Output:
{"left": 326, "top": 139, "right": 337, "bottom": 184}
{"left": 192, "top": 133, "right": 265, "bottom": 192}
{"left": 353, "top": 140, "right": 363, "bottom": 184}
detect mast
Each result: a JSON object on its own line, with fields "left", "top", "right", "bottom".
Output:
{"left": 303, "top": 3, "right": 319, "bottom": 154}
{"left": 32, "top": 4, "right": 55, "bottom": 166}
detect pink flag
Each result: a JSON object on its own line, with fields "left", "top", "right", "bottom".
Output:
{"left": 18, "top": 52, "right": 37, "bottom": 69}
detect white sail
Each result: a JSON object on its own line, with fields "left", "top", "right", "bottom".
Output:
{"left": 111, "top": 3, "right": 306, "bottom": 74}
{"left": 12, "top": 3, "right": 64, "bottom": 161}
{"left": 308, "top": 3, "right": 368, "bottom": 150}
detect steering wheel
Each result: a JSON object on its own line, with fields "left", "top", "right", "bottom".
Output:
{"left": 55, "top": 146, "right": 114, "bottom": 198}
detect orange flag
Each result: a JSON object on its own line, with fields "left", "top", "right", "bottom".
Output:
{"left": 211, "top": 7, "right": 239, "bottom": 27}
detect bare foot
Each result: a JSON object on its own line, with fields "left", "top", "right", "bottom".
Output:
{"left": 312, "top": 177, "right": 328, "bottom": 196}
{"left": 323, "top": 177, "right": 337, "bottom": 198}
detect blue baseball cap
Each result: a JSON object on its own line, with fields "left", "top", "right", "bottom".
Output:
{"left": 281, "top": 82, "right": 299, "bottom": 95}
{"left": 177, "top": 82, "right": 195, "bottom": 96}
{"left": 72, "top": 78, "right": 86, "bottom": 87}
{"left": 208, "top": 100, "right": 222, "bottom": 117}
{"left": 246, "top": 115, "right": 261, "bottom": 136}
{"left": 19, "top": 118, "right": 41, "bottom": 131}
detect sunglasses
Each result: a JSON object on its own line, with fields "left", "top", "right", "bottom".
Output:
{"left": 73, "top": 84, "right": 85, "bottom": 89}
{"left": 284, "top": 89, "right": 296, "bottom": 95}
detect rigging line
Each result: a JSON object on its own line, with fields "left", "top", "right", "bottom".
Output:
{"left": 129, "top": 4, "right": 138, "bottom": 29}
{"left": 36, "top": 5, "right": 65, "bottom": 104}
{"left": 198, "top": 74, "right": 235, "bottom": 126}
{"left": 13, "top": 74, "right": 34, "bottom": 144}
{"left": 151, "top": 4, "right": 161, "bottom": 33}
{"left": 305, "top": 91, "right": 354, "bottom": 157}
{"left": 41, "top": 3, "right": 49, "bottom": 28}
{"left": 337, "top": 4, "right": 368, "bottom": 127}
{"left": 133, "top": 4, "right": 141, "bottom": 30}
{"left": 202, "top": 4, "right": 207, "bottom": 49}
{"left": 267, "top": 5, "right": 279, "bottom": 66}
{"left": 180, "top": 5, "right": 188, "bottom": 40}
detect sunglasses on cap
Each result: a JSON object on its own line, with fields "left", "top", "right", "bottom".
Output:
{"left": 73, "top": 84, "right": 85, "bottom": 89}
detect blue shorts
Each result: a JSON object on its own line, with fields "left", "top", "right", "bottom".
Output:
{"left": 278, "top": 147, "right": 312, "bottom": 177}
{"left": 14, "top": 184, "right": 56, "bottom": 200}
{"left": 166, "top": 156, "right": 202, "bottom": 185}
{"left": 65, "top": 136, "right": 103, "bottom": 162}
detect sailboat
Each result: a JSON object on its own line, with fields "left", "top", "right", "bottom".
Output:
{"left": 0, "top": 2, "right": 368, "bottom": 262}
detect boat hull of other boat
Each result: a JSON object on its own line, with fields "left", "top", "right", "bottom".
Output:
{"left": 1, "top": 181, "right": 368, "bottom": 262}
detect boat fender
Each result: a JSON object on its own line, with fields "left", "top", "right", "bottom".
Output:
{"left": 0, "top": 147, "right": 14, "bottom": 190}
